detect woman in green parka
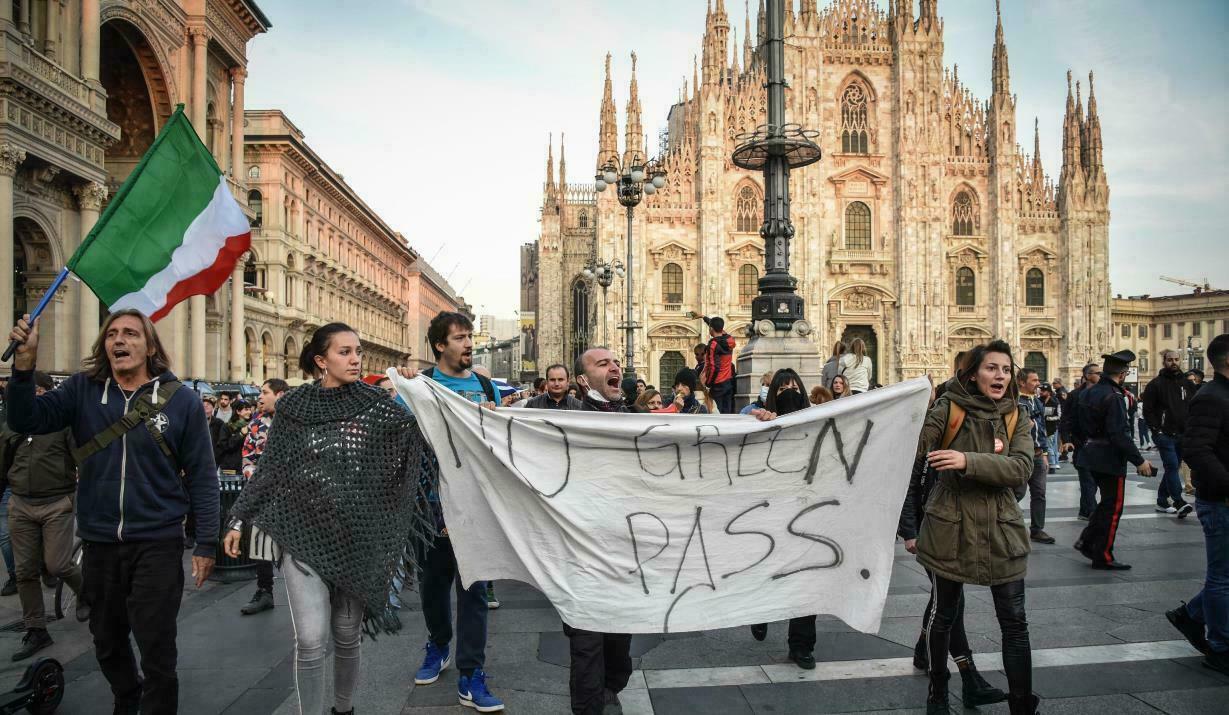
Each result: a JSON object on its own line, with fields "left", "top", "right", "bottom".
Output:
{"left": 914, "top": 340, "right": 1038, "bottom": 715}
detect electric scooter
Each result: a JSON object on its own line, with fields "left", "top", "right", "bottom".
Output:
{"left": 0, "top": 657, "right": 63, "bottom": 714}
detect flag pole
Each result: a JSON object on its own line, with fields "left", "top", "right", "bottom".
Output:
{"left": 2, "top": 267, "right": 71, "bottom": 362}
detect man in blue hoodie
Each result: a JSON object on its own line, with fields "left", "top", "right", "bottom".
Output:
{"left": 6, "top": 309, "right": 219, "bottom": 715}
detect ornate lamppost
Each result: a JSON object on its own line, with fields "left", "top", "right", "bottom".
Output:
{"left": 595, "top": 154, "right": 665, "bottom": 378}
{"left": 732, "top": 0, "right": 821, "bottom": 330}
{"left": 582, "top": 258, "right": 624, "bottom": 344}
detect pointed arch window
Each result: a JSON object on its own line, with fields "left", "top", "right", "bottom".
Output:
{"left": 570, "top": 279, "right": 592, "bottom": 368}
{"left": 952, "top": 191, "right": 974, "bottom": 236}
{"left": 738, "top": 264, "right": 758, "bottom": 307}
{"left": 844, "top": 201, "right": 871, "bottom": 250}
{"left": 840, "top": 83, "right": 869, "bottom": 154}
{"left": 736, "top": 185, "right": 760, "bottom": 233}
{"left": 662, "top": 263, "right": 684, "bottom": 304}
{"left": 578, "top": 210, "right": 589, "bottom": 230}
{"left": 1025, "top": 268, "right": 1045, "bottom": 306}
{"left": 956, "top": 266, "right": 975, "bottom": 306}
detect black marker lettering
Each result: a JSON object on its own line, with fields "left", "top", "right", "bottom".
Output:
{"left": 693, "top": 425, "right": 732, "bottom": 484}
{"left": 720, "top": 501, "right": 775, "bottom": 579}
{"left": 736, "top": 429, "right": 774, "bottom": 477}
{"left": 663, "top": 583, "right": 716, "bottom": 634}
{"left": 771, "top": 499, "right": 844, "bottom": 579}
{"left": 504, "top": 418, "right": 571, "bottom": 498}
{"left": 633, "top": 424, "right": 684, "bottom": 479}
{"left": 625, "top": 512, "right": 670, "bottom": 595}
{"left": 805, "top": 419, "right": 874, "bottom": 485}
{"left": 766, "top": 425, "right": 811, "bottom": 474}
{"left": 670, "top": 506, "right": 716, "bottom": 595}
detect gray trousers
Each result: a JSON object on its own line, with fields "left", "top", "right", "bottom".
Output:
{"left": 283, "top": 554, "right": 363, "bottom": 715}
{"left": 1013, "top": 457, "right": 1048, "bottom": 532}
{"left": 9, "top": 493, "right": 82, "bottom": 629}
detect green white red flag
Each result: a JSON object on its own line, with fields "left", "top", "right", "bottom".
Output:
{"left": 68, "top": 104, "right": 251, "bottom": 321}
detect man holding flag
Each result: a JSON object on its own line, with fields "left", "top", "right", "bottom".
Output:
{"left": 3, "top": 105, "right": 249, "bottom": 714}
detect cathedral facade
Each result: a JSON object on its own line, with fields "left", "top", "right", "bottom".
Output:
{"left": 534, "top": 0, "right": 1112, "bottom": 389}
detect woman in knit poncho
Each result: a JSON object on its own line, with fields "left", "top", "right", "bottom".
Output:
{"left": 223, "top": 323, "right": 433, "bottom": 715}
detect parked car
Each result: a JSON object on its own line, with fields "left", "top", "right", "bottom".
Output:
{"left": 210, "top": 381, "right": 260, "bottom": 400}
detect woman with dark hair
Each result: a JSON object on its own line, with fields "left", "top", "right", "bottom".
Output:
{"left": 912, "top": 340, "right": 1037, "bottom": 714}
{"left": 830, "top": 374, "right": 850, "bottom": 399}
{"left": 223, "top": 323, "right": 432, "bottom": 715}
{"left": 748, "top": 368, "right": 823, "bottom": 669}
{"left": 213, "top": 399, "right": 254, "bottom": 473}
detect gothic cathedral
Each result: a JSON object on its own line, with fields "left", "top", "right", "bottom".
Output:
{"left": 534, "top": 0, "right": 1111, "bottom": 389}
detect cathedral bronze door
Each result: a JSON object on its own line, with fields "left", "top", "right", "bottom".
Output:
{"left": 841, "top": 325, "right": 879, "bottom": 387}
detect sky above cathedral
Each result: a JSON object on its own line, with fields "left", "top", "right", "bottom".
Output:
{"left": 245, "top": 0, "right": 1228, "bottom": 317}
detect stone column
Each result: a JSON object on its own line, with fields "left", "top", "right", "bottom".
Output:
{"left": 187, "top": 27, "right": 209, "bottom": 378}
{"left": 0, "top": 144, "right": 26, "bottom": 334}
{"left": 17, "top": 0, "right": 29, "bottom": 35}
{"left": 230, "top": 255, "right": 245, "bottom": 381}
{"left": 74, "top": 182, "right": 107, "bottom": 359}
{"left": 0, "top": 1, "right": 11, "bottom": 25}
{"left": 230, "top": 67, "right": 246, "bottom": 181}
{"left": 81, "top": 0, "right": 100, "bottom": 83}
{"left": 43, "top": 0, "right": 58, "bottom": 60}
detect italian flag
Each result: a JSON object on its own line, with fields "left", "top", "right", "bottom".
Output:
{"left": 69, "top": 104, "right": 251, "bottom": 322}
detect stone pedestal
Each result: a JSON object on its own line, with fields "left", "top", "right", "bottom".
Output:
{"left": 734, "top": 319, "right": 823, "bottom": 409}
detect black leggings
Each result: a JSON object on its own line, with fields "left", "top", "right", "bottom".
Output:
{"left": 919, "top": 568, "right": 971, "bottom": 660}
{"left": 926, "top": 575, "right": 1031, "bottom": 697}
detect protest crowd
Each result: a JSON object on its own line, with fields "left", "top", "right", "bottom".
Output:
{"left": 2, "top": 305, "right": 1226, "bottom": 715}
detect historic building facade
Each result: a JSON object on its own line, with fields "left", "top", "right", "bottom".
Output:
{"left": 2, "top": 0, "right": 269, "bottom": 377}
{"left": 1111, "top": 289, "right": 1229, "bottom": 382}
{"left": 2, "top": 2, "right": 459, "bottom": 381}
{"left": 534, "top": 0, "right": 1113, "bottom": 387}
{"left": 242, "top": 110, "right": 450, "bottom": 381}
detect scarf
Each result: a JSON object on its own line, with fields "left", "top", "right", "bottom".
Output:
{"left": 228, "top": 380, "right": 433, "bottom": 636}
{"left": 583, "top": 389, "right": 626, "bottom": 412}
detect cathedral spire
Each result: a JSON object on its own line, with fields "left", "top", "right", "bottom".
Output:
{"left": 623, "top": 52, "right": 644, "bottom": 166}
{"left": 1086, "top": 71, "right": 1103, "bottom": 170}
{"left": 558, "top": 132, "right": 566, "bottom": 189}
{"left": 991, "top": 0, "right": 1010, "bottom": 97}
{"left": 1059, "top": 69, "right": 1085, "bottom": 199}
{"left": 545, "top": 133, "right": 555, "bottom": 197}
{"left": 730, "top": 26, "right": 740, "bottom": 77}
{"left": 702, "top": 0, "right": 730, "bottom": 85}
{"left": 1032, "top": 117, "right": 1044, "bottom": 187}
{"left": 743, "top": 0, "right": 753, "bottom": 69}
{"left": 919, "top": 0, "right": 938, "bottom": 31}
{"left": 598, "top": 52, "right": 618, "bottom": 169}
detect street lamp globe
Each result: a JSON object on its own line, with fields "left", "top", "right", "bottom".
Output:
{"left": 595, "top": 178, "right": 607, "bottom": 191}
{"left": 630, "top": 165, "right": 645, "bottom": 183}
{"left": 651, "top": 172, "right": 666, "bottom": 189}
{"left": 603, "top": 168, "right": 618, "bottom": 184}
{"left": 642, "top": 183, "right": 656, "bottom": 195}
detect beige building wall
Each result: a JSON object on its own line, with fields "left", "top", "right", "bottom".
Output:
{"left": 534, "top": 0, "right": 1113, "bottom": 389}
{"left": 1111, "top": 289, "right": 1229, "bottom": 384}
{"left": 2, "top": 0, "right": 270, "bottom": 379}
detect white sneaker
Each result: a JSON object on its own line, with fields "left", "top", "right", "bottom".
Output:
{"left": 1177, "top": 504, "right": 1194, "bottom": 519}
{"left": 1155, "top": 505, "right": 1177, "bottom": 514}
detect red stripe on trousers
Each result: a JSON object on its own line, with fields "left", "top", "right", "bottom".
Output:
{"left": 149, "top": 231, "right": 252, "bottom": 322}
{"left": 1103, "top": 474, "right": 1126, "bottom": 563}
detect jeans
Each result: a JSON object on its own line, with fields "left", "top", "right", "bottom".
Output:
{"left": 1154, "top": 433, "right": 1188, "bottom": 508}
{"left": 1046, "top": 433, "right": 1059, "bottom": 466}
{"left": 282, "top": 554, "right": 363, "bottom": 715}
{"left": 749, "top": 615, "right": 818, "bottom": 654}
{"left": 1013, "top": 458, "right": 1048, "bottom": 532}
{"left": 9, "top": 493, "right": 83, "bottom": 629}
{"left": 1137, "top": 419, "right": 1151, "bottom": 447}
{"left": 0, "top": 489, "right": 13, "bottom": 579}
{"left": 562, "top": 623, "right": 633, "bottom": 715}
{"left": 926, "top": 575, "right": 1031, "bottom": 699}
{"left": 709, "top": 380, "right": 735, "bottom": 415}
{"left": 417, "top": 535, "right": 488, "bottom": 674}
{"left": 1076, "top": 462, "right": 1098, "bottom": 518}
{"left": 83, "top": 539, "right": 184, "bottom": 714}
{"left": 1187, "top": 499, "right": 1229, "bottom": 654}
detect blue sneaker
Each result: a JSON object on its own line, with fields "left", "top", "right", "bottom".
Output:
{"left": 458, "top": 669, "right": 503, "bottom": 712}
{"left": 414, "top": 641, "right": 451, "bottom": 685}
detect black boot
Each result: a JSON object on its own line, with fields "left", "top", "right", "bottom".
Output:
{"left": 11, "top": 628, "right": 52, "bottom": 661}
{"left": 913, "top": 632, "right": 928, "bottom": 670}
{"left": 926, "top": 675, "right": 950, "bottom": 714}
{"left": 959, "top": 661, "right": 1007, "bottom": 706}
{"left": 1008, "top": 693, "right": 1040, "bottom": 714}
{"left": 330, "top": 708, "right": 354, "bottom": 715}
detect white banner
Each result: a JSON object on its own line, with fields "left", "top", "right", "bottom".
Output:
{"left": 393, "top": 372, "right": 930, "bottom": 635}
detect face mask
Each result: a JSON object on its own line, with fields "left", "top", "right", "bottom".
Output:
{"left": 759, "top": 385, "right": 769, "bottom": 402}
{"left": 775, "top": 388, "right": 809, "bottom": 415}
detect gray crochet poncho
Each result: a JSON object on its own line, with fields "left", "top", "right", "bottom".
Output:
{"left": 228, "top": 379, "right": 432, "bottom": 635}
